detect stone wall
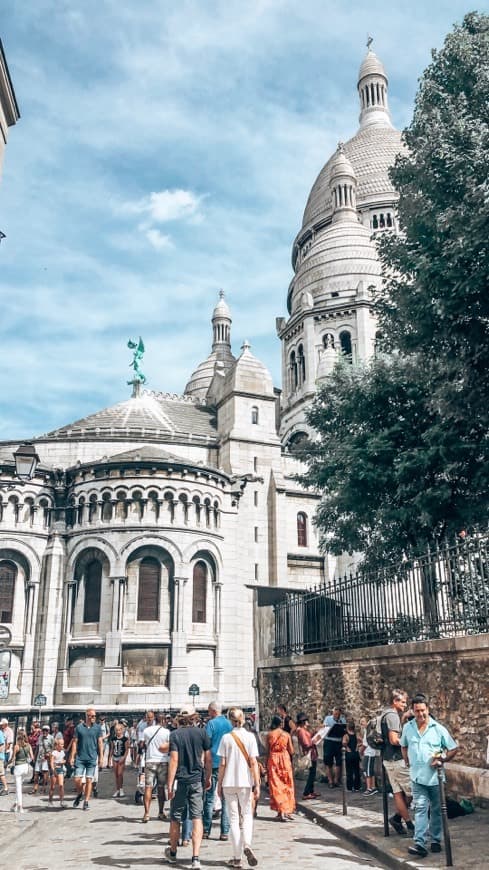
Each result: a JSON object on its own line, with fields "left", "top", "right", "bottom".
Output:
{"left": 258, "top": 634, "right": 489, "bottom": 770}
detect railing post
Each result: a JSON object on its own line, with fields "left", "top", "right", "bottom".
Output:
{"left": 341, "top": 744, "right": 348, "bottom": 816}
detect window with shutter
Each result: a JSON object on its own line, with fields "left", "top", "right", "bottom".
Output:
{"left": 0, "top": 560, "right": 16, "bottom": 623}
{"left": 137, "top": 557, "right": 160, "bottom": 621}
{"left": 83, "top": 560, "right": 102, "bottom": 623}
{"left": 192, "top": 561, "right": 207, "bottom": 623}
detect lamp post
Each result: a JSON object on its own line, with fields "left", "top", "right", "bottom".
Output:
{"left": 0, "top": 442, "right": 40, "bottom": 491}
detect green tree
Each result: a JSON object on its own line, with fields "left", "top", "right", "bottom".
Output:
{"left": 300, "top": 357, "right": 465, "bottom": 567}
{"left": 375, "top": 11, "right": 489, "bottom": 529}
{"left": 300, "top": 13, "right": 489, "bottom": 566}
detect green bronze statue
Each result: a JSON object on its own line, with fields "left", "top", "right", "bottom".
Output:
{"left": 127, "top": 336, "right": 147, "bottom": 384}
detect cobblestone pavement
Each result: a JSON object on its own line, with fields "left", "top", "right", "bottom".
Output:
{"left": 1, "top": 768, "right": 386, "bottom": 869}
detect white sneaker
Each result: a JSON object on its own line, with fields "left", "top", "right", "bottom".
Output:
{"left": 112, "top": 790, "right": 120, "bottom": 798}
{"left": 118, "top": 789, "right": 125, "bottom": 797}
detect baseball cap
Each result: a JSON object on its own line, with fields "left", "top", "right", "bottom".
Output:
{"left": 42, "top": 724, "right": 50, "bottom": 730}
{"left": 0, "top": 718, "right": 8, "bottom": 725}
{"left": 178, "top": 707, "right": 192, "bottom": 717}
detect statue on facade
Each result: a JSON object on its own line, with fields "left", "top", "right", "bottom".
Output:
{"left": 127, "top": 336, "right": 147, "bottom": 385}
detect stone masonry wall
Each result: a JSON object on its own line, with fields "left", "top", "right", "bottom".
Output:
{"left": 258, "top": 635, "right": 489, "bottom": 769}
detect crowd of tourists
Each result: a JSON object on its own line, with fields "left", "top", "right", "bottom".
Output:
{"left": 0, "top": 688, "right": 458, "bottom": 865}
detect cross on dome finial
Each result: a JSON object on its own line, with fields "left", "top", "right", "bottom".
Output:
{"left": 241, "top": 339, "right": 251, "bottom": 352}
{"left": 219, "top": 288, "right": 225, "bottom": 299}
{"left": 367, "top": 34, "right": 373, "bottom": 50}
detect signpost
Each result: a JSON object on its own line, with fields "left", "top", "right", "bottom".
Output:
{"left": 188, "top": 683, "right": 200, "bottom": 710}
{"left": 34, "top": 692, "right": 47, "bottom": 723}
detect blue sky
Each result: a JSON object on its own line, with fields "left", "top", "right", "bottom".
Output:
{"left": 0, "top": 1, "right": 476, "bottom": 439}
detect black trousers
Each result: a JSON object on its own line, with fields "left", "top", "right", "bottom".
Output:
{"left": 303, "top": 760, "right": 317, "bottom": 796}
{"left": 346, "top": 755, "right": 361, "bottom": 790}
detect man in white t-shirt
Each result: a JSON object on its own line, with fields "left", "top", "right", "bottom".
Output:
{"left": 142, "top": 711, "right": 170, "bottom": 823}
{"left": 217, "top": 707, "right": 260, "bottom": 869}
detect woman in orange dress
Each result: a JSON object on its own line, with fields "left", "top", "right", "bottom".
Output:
{"left": 266, "top": 715, "right": 296, "bottom": 821}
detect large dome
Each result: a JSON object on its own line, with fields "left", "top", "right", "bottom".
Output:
{"left": 301, "top": 124, "right": 403, "bottom": 233}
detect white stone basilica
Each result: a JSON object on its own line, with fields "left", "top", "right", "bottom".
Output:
{"left": 0, "top": 47, "right": 403, "bottom": 713}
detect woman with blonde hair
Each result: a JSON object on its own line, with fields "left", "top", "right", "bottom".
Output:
{"left": 217, "top": 707, "right": 260, "bottom": 868}
{"left": 10, "top": 728, "right": 33, "bottom": 813}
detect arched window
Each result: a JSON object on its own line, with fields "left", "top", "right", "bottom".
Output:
{"left": 83, "top": 560, "right": 102, "bottom": 623}
{"left": 339, "top": 330, "right": 352, "bottom": 361}
{"left": 137, "top": 557, "right": 160, "bottom": 621}
{"left": 192, "top": 561, "right": 207, "bottom": 623}
{"left": 372, "top": 214, "right": 378, "bottom": 229}
{"left": 297, "top": 513, "right": 307, "bottom": 547}
{"left": 0, "top": 560, "right": 16, "bottom": 623}
{"left": 251, "top": 406, "right": 259, "bottom": 425}
{"left": 290, "top": 351, "right": 298, "bottom": 390}
{"left": 298, "top": 344, "right": 306, "bottom": 384}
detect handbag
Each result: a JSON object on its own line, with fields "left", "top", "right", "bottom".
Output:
{"left": 296, "top": 750, "right": 312, "bottom": 772}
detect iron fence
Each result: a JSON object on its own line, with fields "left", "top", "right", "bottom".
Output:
{"left": 273, "top": 534, "right": 489, "bottom": 656}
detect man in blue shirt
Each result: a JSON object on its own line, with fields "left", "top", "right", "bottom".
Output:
{"left": 69, "top": 707, "right": 104, "bottom": 811}
{"left": 401, "top": 694, "right": 458, "bottom": 858}
{"left": 203, "top": 701, "right": 232, "bottom": 839}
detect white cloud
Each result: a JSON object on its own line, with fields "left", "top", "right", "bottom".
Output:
{"left": 145, "top": 228, "right": 173, "bottom": 250}
{"left": 121, "top": 189, "right": 203, "bottom": 223}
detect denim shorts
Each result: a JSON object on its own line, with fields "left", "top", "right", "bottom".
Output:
{"left": 171, "top": 780, "right": 203, "bottom": 822}
{"left": 145, "top": 761, "right": 168, "bottom": 788}
{"left": 74, "top": 760, "right": 96, "bottom": 779}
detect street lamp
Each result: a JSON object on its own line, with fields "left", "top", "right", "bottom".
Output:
{"left": 0, "top": 442, "right": 40, "bottom": 491}
{"left": 14, "top": 443, "right": 40, "bottom": 480}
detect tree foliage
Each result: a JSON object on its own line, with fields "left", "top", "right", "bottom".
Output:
{"left": 300, "top": 14, "right": 489, "bottom": 565}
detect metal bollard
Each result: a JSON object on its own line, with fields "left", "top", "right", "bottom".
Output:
{"left": 436, "top": 764, "right": 453, "bottom": 867}
{"left": 382, "top": 763, "right": 390, "bottom": 837}
{"left": 341, "top": 745, "right": 348, "bottom": 816}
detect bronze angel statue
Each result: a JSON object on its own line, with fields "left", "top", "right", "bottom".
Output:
{"left": 127, "top": 336, "right": 147, "bottom": 384}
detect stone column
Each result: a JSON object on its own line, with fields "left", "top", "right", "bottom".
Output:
{"left": 18, "top": 580, "right": 39, "bottom": 705}
{"left": 213, "top": 581, "right": 224, "bottom": 697}
{"left": 169, "top": 575, "right": 189, "bottom": 700}
{"left": 31, "top": 527, "right": 66, "bottom": 706}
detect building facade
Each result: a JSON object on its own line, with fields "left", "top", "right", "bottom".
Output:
{"left": 0, "top": 47, "right": 402, "bottom": 713}
{"left": 0, "top": 38, "right": 19, "bottom": 185}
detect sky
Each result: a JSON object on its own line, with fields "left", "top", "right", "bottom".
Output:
{"left": 0, "top": 0, "right": 478, "bottom": 439}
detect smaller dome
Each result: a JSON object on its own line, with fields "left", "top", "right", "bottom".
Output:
{"left": 358, "top": 49, "right": 387, "bottom": 83}
{"left": 212, "top": 289, "right": 231, "bottom": 320}
{"left": 224, "top": 341, "right": 274, "bottom": 397}
{"left": 329, "top": 144, "right": 356, "bottom": 182}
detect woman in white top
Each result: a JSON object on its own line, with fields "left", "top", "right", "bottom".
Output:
{"left": 217, "top": 707, "right": 260, "bottom": 869}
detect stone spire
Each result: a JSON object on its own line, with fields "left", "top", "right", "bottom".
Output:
{"left": 212, "top": 289, "right": 232, "bottom": 352}
{"left": 357, "top": 41, "right": 393, "bottom": 129}
{"left": 329, "top": 143, "right": 358, "bottom": 223}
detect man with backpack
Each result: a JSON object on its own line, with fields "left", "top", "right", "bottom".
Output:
{"left": 380, "top": 690, "right": 414, "bottom": 836}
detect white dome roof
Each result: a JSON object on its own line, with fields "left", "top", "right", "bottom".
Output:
{"left": 301, "top": 124, "right": 403, "bottom": 234}
{"left": 358, "top": 49, "right": 387, "bottom": 82}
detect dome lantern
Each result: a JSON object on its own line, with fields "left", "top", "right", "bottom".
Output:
{"left": 357, "top": 40, "right": 392, "bottom": 130}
